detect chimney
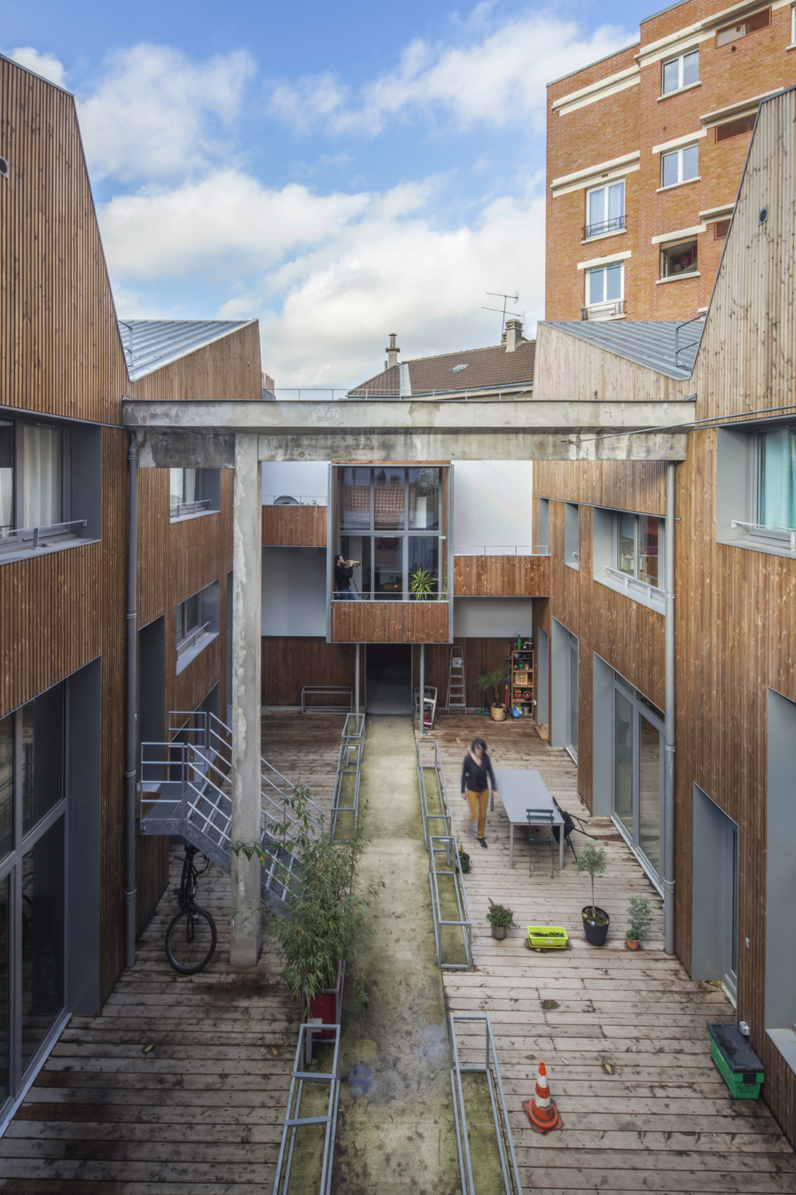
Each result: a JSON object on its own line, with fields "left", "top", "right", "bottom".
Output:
{"left": 385, "top": 332, "right": 400, "bottom": 370}
{"left": 504, "top": 318, "right": 523, "bottom": 353}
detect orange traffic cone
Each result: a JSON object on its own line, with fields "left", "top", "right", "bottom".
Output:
{"left": 524, "top": 1060, "right": 562, "bottom": 1133}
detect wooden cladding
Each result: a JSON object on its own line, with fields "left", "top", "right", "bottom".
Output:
{"left": 127, "top": 321, "right": 262, "bottom": 404}
{"left": 330, "top": 601, "right": 449, "bottom": 643}
{"left": 535, "top": 461, "right": 667, "bottom": 515}
{"left": 262, "top": 505, "right": 327, "bottom": 547}
{"left": 263, "top": 637, "right": 362, "bottom": 706}
{"left": 454, "top": 554, "right": 550, "bottom": 597}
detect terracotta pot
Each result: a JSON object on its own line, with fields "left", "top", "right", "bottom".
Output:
{"left": 625, "top": 933, "right": 641, "bottom": 951}
{"left": 491, "top": 925, "right": 508, "bottom": 940}
{"left": 490, "top": 704, "right": 507, "bottom": 722}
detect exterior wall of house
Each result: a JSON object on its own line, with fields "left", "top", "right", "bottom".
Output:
{"left": 546, "top": 0, "right": 796, "bottom": 321}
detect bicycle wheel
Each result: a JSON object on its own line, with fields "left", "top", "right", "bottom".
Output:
{"left": 165, "top": 906, "right": 217, "bottom": 974}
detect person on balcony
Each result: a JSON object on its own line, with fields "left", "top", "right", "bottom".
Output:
{"left": 334, "top": 554, "right": 357, "bottom": 600}
{"left": 461, "top": 737, "right": 499, "bottom": 849}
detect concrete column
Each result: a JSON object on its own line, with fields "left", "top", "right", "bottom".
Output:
{"left": 230, "top": 433, "right": 263, "bottom": 966}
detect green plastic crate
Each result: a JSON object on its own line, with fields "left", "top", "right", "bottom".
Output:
{"left": 708, "top": 1023, "right": 764, "bottom": 1099}
{"left": 527, "top": 925, "right": 568, "bottom": 950}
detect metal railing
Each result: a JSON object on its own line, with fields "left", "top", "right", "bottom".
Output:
{"left": 169, "top": 499, "right": 214, "bottom": 519}
{"left": 416, "top": 739, "right": 451, "bottom": 850}
{"left": 332, "top": 591, "right": 449, "bottom": 602}
{"left": 428, "top": 835, "right": 472, "bottom": 971}
{"left": 673, "top": 313, "right": 706, "bottom": 369}
{"left": 454, "top": 544, "right": 546, "bottom": 556}
{"left": 263, "top": 494, "right": 326, "bottom": 506}
{"left": 330, "top": 713, "right": 366, "bottom": 841}
{"left": 582, "top": 214, "right": 626, "bottom": 239}
{"left": 272, "top": 1023, "right": 341, "bottom": 1195}
{"left": 602, "top": 565, "right": 664, "bottom": 600}
{"left": 301, "top": 686, "right": 353, "bottom": 714}
{"left": 449, "top": 1014, "right": 523, "bottom": 1195}
{"left": 732, "top": 520, "right": 796, "bottom": 553}
{"left": 581, "top": 299, "right": 625, "bottom": 321}
{"left": 271, "top": 387, "right": 534, "bottom": 403}
{"left": 0, "top": 518, "right": 87, "bottom": 555}
{"left": 176, "top": 622, "right": 211, "bottom": 660}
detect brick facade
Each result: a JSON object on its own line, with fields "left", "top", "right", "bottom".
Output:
{"left": 546, "top": 0, "right": 796, "bottom": 321}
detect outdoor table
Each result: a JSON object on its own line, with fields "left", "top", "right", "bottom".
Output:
{"left": 492, "top": 769, "right": 565, "bottom": 870}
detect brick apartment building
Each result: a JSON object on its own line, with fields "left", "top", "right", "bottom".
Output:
{"left": 546, "top": 0, "right": 796, "bottom": 322}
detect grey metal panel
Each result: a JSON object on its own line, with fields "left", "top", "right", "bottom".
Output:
{"left": 119, "top": 319, "right": 255, "bottom": 381}
{"left": 66, "top": 658, "right": 102, "bottom": 1015}
{"left": 550, "top": 618, "right": 568, "bottom": 750}
{"left": 542, "top": 320, "right": 701, "bottom": 378}
{"left": 592, "top": 654, "right": 613, "bottom": 817}
{"left": 766, "top": 688, "right": 796, "bottom": 1028}
{"left": 536, "top": 625, "right": 549, "bottom": 726}
{"left": 453, "top": 597, "right": 531, "bottom": 638}
{"left": 691, "top": 785, "right": 727, "bottom": 982}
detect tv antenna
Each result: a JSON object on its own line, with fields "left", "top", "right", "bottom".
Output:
{"left": 482, "top": 290, "right": 522, "bottom": 335}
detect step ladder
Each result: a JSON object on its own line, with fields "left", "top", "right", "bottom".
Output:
{"left": 447, "top": 646, "right": 466, "bottom": 713}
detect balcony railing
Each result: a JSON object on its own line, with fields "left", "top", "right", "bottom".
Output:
{"left": 455, "top": 544, "right": 547, "bottom": 556}
{"left": 582, "top": 214, "right": 626, "bottom": 239}
{"left": 732, "top": 521, "right": 796, "bottom": 553}
{"left": 603, "top": 565, "right": 664, "bottom": 601}
{"left": 169, "top": 499, "right": 214, "bottom": 520}
{"left": 271, "top": 387, "right": 533, "bottom": 402}
{"left": 176, "top": 622, "right": 211, "bottom": 658}
{"left": 263, "top": 494, "right": 326, "bottom": 506}
{"left": 0, "top": 519, "right": 87, "bottom": 557}
{"left": 333, "top": 590, "right": 449, "bottom": 602}
{"left": 581, "top": 299, "right": 625, "bottom": 321}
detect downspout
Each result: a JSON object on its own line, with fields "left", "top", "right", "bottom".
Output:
{"left": 663, "top": 460, "right": 676, "bottom": 955}
{"left": 125, "top": 430, "right": 144, "bottom": 969}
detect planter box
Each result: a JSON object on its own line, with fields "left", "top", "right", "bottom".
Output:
{"left": 527, "top": 925, "right": 568, "bottom": 950}
{"left": 707, "top": 1022, "right": 764, "bottom": 1099}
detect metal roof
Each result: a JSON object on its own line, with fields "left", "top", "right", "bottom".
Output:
{"left": 541, "top": 319, "right": 703, "bottom": 379}
{"left": 119, "top": 319, "right": 255, "bottom": 381}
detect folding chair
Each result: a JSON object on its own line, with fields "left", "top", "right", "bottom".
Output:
{"left": 551, "top": 798, "right": 598, "bottom": 863}
{"left": 526, "top": 809, "right": 556, "bottom": 878}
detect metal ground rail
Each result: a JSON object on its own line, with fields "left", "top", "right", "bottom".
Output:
{"left": 450, "top": 1013, "right": 523, "bottom": 1195}
{"left": 428, "top": 834, "right": 472, "bottom": 970}
{"left": 272, "top": 1022, "right": 341, "bottom": 1195}
{"left": 301, "top": 686, "right": 353, "bottom": 714}
{"left": 330, "top": 712, "right": 366, "bottom": 841}
{"left": 416, "top": 738, "right": 452, "bottom": 850}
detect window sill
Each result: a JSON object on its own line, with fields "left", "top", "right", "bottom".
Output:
{"left": 768, "top": 1028, "right": 796, "bottom": 1075}
{"left": 0, "top": 535, "right": 100, "bottom": 567}
{"left": 176, "top": 631, "right": 218, "bottom": 675}
{"left": 564, "top": 561, "right": 580, "bottom": 571}
{"left": 595, "top": 571, "right": 666, "bottom": 615}
{"left": 169, "top": 508, "right": 219, "bottom": 525}
{"left": 657, "top": 81, "right": 702, "bottom": 101}
{"left": 787, "top": 43, "right": 796, "bottom": 52}
{"left": 717, "top": 533, "right": 796, "bottom": 561}
{"left": 581, "top": 229, "right": 627, "bottom": 246}
{"left": 656, "top": 177, "right": 701, "bottom": 193}
{"left": 655, "top": 271, "right": 701, "bottom": 284}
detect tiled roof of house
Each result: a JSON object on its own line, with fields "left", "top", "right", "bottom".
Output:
{"left": 348, "top": 339, "right": 536, "bottom": 397}
{"left": 543, "top": 320, "right": 703, "bottom": 379}
{"left": 119, "top": 319, "right": 256, "bottom": 381}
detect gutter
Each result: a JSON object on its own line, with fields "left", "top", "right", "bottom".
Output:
{"left": 125, "top": 430, "right": 144, "bottom": 969}
{"left": 663, "top": 460, "right": 676, "bottom": 954}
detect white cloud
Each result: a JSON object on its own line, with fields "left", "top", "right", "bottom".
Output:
{"left": 8, "top": 47, "right": 67, "bottom": 88}
{"left": 77, "top": 44, "right": 256, "bottom": 182}
{"left": 268, "top": 10, "right": 634, "bottom": 137}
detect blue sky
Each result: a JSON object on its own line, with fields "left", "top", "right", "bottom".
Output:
{"left": 4, "top": 1, "right": 654, "bottom": 385}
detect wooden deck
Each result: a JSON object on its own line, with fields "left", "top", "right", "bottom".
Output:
{"left": 432, "top": 712, "right": 796, "bottom": 1195}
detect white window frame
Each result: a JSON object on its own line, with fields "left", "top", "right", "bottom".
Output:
{"left": 584, "top": 179, "right": 625, "bottom": 239}
{"left": 584, "top": 261, "right": 625, "bottom": 315}
{"left": 660, "top": 238, "right": 699, "bottom": 279}
{"left": 612, "top": 513, "right": 664, "bottom": 591}
{"left": 661, "top": 144, "right": 699, "bottom": 188}
{"left": 716, "top": 423, "right": 796, "bottom": 557}
{"left": 611, "top": 670, "right": 665, "bottom": 892}
{"left": 169, "top": 467, "right": 220, "bottom": 523}
{"left": 661, "top": 48, "right": 699, "bottom": 95}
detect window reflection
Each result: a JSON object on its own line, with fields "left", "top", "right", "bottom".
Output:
{"left": 374, "top": 537, "right": 402, "bottom": 597}
{"left": 638, "top": 716, "right": 661, "bottom": 869}
{"left": 374, "top": 467, "right": 405, "bottom": 530}
{"left": 639, "top": 517, "right": 660, "bottom": 587}
{"left": 0, "top": 877, "right": 6, "bottom": 1101}
{"left": 22, "top": 685, "right": 65, "bottom": 838}
{"left": 614, "top": 690, "right": 634, "bottom": 838}
{"left": 408, "top": 468, "right": 439, "bottom": 530}
{"left": 340, "top": 467, "right": 371, "bottom": 530}
{"left": 0, "top": 715, "right": 11, "bottom": 862}
{"left": 617, "top": 513, "right": 635, "bottom": 574}
{"left": 0, "top": 420, "right": 13, "bottom": 534}
{"left": 21, "top": 816, "right": 64, "bottom": 1073}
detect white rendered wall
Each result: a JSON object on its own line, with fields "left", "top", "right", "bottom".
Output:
{"left": 261, "top": 547, "right": 327, "bottom": 635}
{"left": 453, "top": 461, "right": 533, "bottom": 552}
{"left": 262, "top": 462, "right": 329, "bottom": 505}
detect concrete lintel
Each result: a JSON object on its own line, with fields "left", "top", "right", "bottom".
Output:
{"left": 139, "top": 431, "right": 235, "bottom": 469}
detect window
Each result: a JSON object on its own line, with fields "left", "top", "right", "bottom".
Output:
{"left": 613, "top": 672, "right": 664, "bottom": 886}
{"left": 585, "top": 262, "right": 624, "bottom": 316}
{"left": 169, "top": 468, "right": 220, "bottom": 521}
{"left": 616, "top": 513, "right": 664, "bottom": 589}
{"left": 176, "top": 579, "right": 220, "bottom": 672}
{"left": 715, "top": 114, "right": 756, "bottom": 141}
{"left": 566, "top": 632, "right": 579, "bottom": 763}
{"left": 660, "top": 239, "right": 698, "bottom": 279}
{"left": 0, "top": 416, "right": 101, "bottom": 561}
{"left": 564, "top": 502, "right": 579, "bottom": 569}
{"left": 716, "top": 7, "right": 770, "bottom": 45}
{"left": 662, "top": 49, "right": 699, "bottom": 94}
{"left": 537, "top": 497, "right": 549, "bottom": 553}
{"left": 759, "top": 428, "right": 796, "bottom": 532}
{"left": 661, "top": 144, "right": 699, "bottom": 187}
{"left": 716, "top": 423, "right": 796, "bottom": 556}
{"left": 715, "top": 218, "right": 731, "bottom": 240}
{"left": 584, "top": 180, "right": 625, "bottom": 238}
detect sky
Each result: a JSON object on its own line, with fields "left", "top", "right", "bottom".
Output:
{"left": 4, "top": 0, "right": 654, "bottom": 387}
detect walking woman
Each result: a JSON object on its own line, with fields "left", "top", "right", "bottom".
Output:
{"left": 461, "top": 737, "right": 499, "bottom": 849}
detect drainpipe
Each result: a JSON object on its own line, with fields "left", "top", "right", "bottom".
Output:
{"left": 125, "top": 430, "right": 144, "bottom": 969}
{"left": 355, "top": 643, "right": 360, "bottom": 716}
{"left": 663, "top": 461, "right": 676, "bottom": 956}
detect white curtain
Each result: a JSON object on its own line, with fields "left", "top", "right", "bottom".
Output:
{"left": 760, "top": 429, "right": 796, "bottom": 530}
{"left": 169, "top": 469, "right": 184, "bottom": 508}
{"left": 23, "top": 425, "right": 62, "bottom": 529}
{"left": 0, "top": 420, "right": 13, "bottom": 532}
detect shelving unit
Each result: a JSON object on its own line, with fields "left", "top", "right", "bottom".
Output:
{"left": 509, "top": 638, "right": 535, "bottom": 717}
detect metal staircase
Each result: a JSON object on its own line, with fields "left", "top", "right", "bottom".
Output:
{"left": 447, "top": 646, "right": 466, "bottom": 712}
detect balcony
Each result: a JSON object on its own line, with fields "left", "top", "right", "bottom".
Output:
{"left": 0, "top": 519, "right": 88, "bottom": 562}
{"left": 582, "top": 214, "right": 626, "bottom": 240}
{"left": 263, "top": 496, "right": 327, "bottom": 547}
{"left": 581, "top": 299, "right": 625, "bottom": 322}
{"left": 330, "top": 595, "right": 449, "bottom": 643}
{"left": 453, "top": 548, "right": 550, "bottom": 597}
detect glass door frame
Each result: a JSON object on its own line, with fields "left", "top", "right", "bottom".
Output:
{"left": 565, "top": 631, "right": 578, "bottom": 764}
{"left": 722, "top": 819, "right": 739, "bottom": 1001}
{"left": 610, "top": 672, "right": 665, "bottom": 892}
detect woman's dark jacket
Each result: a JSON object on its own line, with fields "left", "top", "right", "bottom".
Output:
{"left": 461, "top": 752, "right": 496, "bottom": 793}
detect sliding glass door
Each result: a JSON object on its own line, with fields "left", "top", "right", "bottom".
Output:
{"left": 612, "top": 674, "right": 664, "bottom": 886}
{"left": 566, "top": 632, "right": 578, "bottom": 763}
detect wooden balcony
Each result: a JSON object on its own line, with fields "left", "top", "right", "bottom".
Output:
{"left": 453, "top": 553, "right": 549, "bottom": 597}
{"left": 330, "top": 599, "right": 449, "bottom": 643}
{"left": 262, "top": 504, "right": 327, "bottom": 547}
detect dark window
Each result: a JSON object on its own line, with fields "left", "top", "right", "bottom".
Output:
{"left": 715, "top": 218, "right": 731, "bottom": 240}
{"left": 169, "top": 468, "right": 220, "bottom": 520}
{"left": 715, "top": 114, "right": 756, "bottom": 142}
{"left": 21, "top": 685, "right": 65, "bottom": 838}
{"left": 716, "top": 7, "right": 770, "bottom": 45}
{"left": 21, "top": 817, "right": 64, "bottom": 1071}
{"left": 176, "top": 580, "right": 220, "bottom": 670}
{"left": 661, "top": 239, "right": 698, "bottom": 278}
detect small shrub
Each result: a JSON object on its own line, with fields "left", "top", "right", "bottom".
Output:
{"left": 486, "top": 898, "right": 518, "bottom": 930}
{"left": 627, "top": 895, "right": 652, "bottom": 941}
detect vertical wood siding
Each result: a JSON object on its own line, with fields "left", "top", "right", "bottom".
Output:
{"left": 262, "top": 505, "right": 328, "bottom": 546}
{"left": 453, "top": 554, "right": 550, "bottom": 596}
{"left": 330, "top": 600, "right": 450, "bottom": 643}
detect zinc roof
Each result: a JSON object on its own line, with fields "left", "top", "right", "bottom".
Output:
{"left": 349, "top": 339, "right": 536, "bottom": 397}
{"left": 542, "top": 319, "right": 703, "bottom": 379}
{"left": 119, "top": 318, "right": 255, "bottom": 382}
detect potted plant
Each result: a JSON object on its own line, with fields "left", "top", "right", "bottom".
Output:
{"left": 575, "top": 842, "right": 609, "bottom": 946}
{"left": 458, "top": 842, "right": 471, "bottom": 873}
{"left": 409, "top": 564, "right": 436, "bottom": 600}
{"left": 486, "top": 898, "right": 517, "bottom": 940}
{"left": 474, "top": 667, "right": 508, "bottom": 722}
{"left": 626, "top": 895, "right": 652, "bottom": 950}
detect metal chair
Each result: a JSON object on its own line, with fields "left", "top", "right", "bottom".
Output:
{"left": 526, "top": 809, "right": 556, "bottom": 878}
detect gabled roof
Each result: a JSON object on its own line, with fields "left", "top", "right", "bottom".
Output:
{"left": 119, "top": 319, "right": 256, "bottom": 382}
{"left": 542, "top": 320, "right": 702, "bottom": 379}
{"left": 349, "top": 339, "right": 536, "bottom": 397}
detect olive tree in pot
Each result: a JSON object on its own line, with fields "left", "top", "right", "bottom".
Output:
{"left": 474, "top": 667, "right": 508, "bottom": 722}
{"left": 486, "top": 898, "right": 518, "bottom": 940}
{"left": 575, "top": 842, "right": 609, "bottom": 946}
{"left": 625, "top": 895, "right": 652, "bottom": 950}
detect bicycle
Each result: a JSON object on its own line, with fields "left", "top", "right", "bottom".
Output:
{"left": 165, "top": 844, "right": 218, "bottom": 974}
